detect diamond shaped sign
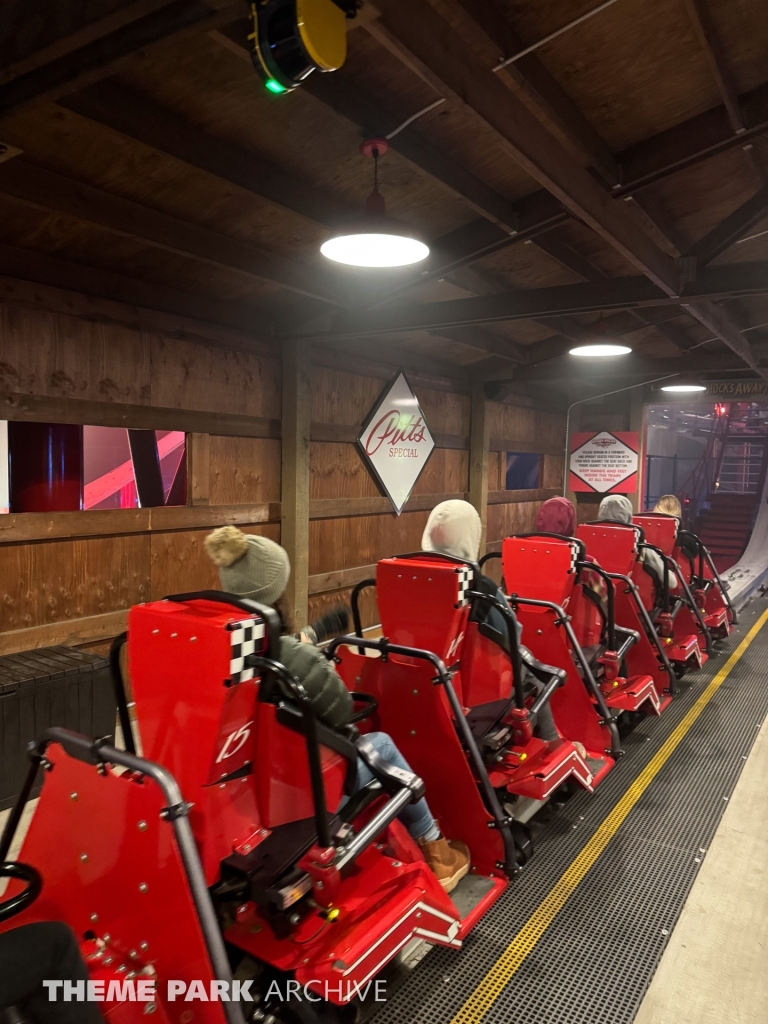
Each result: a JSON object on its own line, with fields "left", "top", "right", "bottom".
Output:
{"left": 569, "top": 430, "right": 639, "bottom": 493}
{"left": 357, "top": 371, "right": 435, "bottom": 514}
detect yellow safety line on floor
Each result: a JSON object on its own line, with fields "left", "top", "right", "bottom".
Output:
{"left": 451, "top": 608, "right": 768, "bottom": 1024}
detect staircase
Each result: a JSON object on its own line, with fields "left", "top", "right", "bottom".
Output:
{"left": 697, "top": 492, "right": 760, "bottom": 572}
{"left": 677, "top": 406, "right": 768, "bottom": 573}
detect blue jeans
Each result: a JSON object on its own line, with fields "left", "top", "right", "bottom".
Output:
{"left": 351, "top": 732, "right": 438, "bottom": 842}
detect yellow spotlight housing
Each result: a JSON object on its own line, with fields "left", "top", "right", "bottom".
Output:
{"left": 250, "top": 0, "right": 353, "bottom": 93}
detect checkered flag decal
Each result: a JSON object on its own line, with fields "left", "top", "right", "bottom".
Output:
{"left": 227, "top": 617, "right": 266, "bottom": 683}
{"left": 568, "top": 541, "right": 579, "bottom": 574}
{"left": 457, "top": 566, "right": 472, "bottom": 605}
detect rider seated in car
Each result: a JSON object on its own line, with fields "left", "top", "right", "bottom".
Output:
{"left": 654, "top": 493, "right": 698, "bottom": 561}
{"left": 598, "top": 494, "right": 679, "bottom": 590}
{"left": 421, "top": 500, "right": 562, "bottom": 746}
{"left": 205, "top": 527, "right": 470, "bottom": 894}
{"left": 535, "top": 496, "right": 609, "bottom": 618}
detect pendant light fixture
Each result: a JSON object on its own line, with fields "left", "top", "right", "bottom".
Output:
{"left": 320, "top": 139, "right": 430, "bottom": 268}
{"left": 569, "top": 314, "right": 632, "bottom": 357}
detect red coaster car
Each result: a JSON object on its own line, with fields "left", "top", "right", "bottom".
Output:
{"left": 632, "top": 514, "right": 713, "bottom": 670}
{"left": 669, "top": 521, "right": 736, "bottom": 639}
{"left": 333, "top": 553, "right": 605, "bottom": 851}
{"left": 0, "top": 591, "right": 495, "bottom": 1024}
{"left": 576, "top": 521, "right": 677, "bottom": 710}
{"left": 497, "top": 532, "right": 672, "bottom": 720}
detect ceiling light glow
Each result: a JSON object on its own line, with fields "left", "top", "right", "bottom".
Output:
{"left": 320, "top": 231, "right": 429, "bottom": 267}
{"left": 320, "top": 137, "right": 429, "bottom": 268}
{"left": 569, "top": 343, "right": 632, "bottom": 357}
{"left": 660, "top": 384, "right": 707, "bottom": 392}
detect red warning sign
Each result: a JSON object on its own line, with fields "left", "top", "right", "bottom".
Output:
{"left": 569, "top": 431, "right": 639, "bottom": 493}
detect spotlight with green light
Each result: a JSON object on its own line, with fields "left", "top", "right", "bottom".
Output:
{"left": 250, "top": 0, "right": 355, "bottom": 94}
{"left": 264, "top": 78, "right": 287, "bottom": 94}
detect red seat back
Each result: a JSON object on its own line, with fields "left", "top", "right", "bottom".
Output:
{"left": 577, "top": 523, "right": 640, "bottom": 576}
{"left": 634, "top": 513, "right": 678, "bottom": 555}
{"left": 501, "top": 535, "right": 579, "bottom": 607}
{"left": 377, "top": 556, "right": 473, "bottom": 664}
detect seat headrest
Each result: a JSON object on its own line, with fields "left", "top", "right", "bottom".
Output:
{"left": 577, "top": 523, "right": 638, "bottom": 575}
{"left": 501, "top": 535, "right": 580, "bottom": 606}
{"left": 633, "top": 514, "right": 678, "bottom": 555}
{"left": 376, "top": 555, "right": 473, "bottom": 662}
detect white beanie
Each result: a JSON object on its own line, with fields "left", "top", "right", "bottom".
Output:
{"left": 422, "top": 499, "right": 482, "bottom": 562}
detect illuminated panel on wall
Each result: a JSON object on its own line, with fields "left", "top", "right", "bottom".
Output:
{"left": 0, "top": 421, "right": 8, "bottom": 513}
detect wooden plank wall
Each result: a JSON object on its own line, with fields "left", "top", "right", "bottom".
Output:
{"left": 0, "top": 281, "right": 282, "bottom": 652}
{"left": 0, "top": 280, "right": 566, "bottom": 652}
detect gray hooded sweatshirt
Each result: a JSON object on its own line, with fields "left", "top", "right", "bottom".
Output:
{"left": 597, "top": 495, "right": 678, "bottom": 590}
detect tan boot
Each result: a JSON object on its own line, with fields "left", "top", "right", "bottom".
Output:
{"left": 418, "top": 835, "right": 470, "bottom": 894}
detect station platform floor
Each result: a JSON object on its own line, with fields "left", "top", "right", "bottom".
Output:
{"left": 634, "top": 714, "right": 768, "bottom": 1024}
{"left": 1, "top": 599, "right": 767, "bottom": 1024}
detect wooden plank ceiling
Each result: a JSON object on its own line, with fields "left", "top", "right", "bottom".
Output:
{"left": 0, "top": 0, "right": 767, "bottom": 398}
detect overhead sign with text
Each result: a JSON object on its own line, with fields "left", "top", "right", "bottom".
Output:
{"left": 569, "top": 431, "right": 639, "bottom": 494}
{"left": 356, "top": 371, "right": 435, "bottom": 514}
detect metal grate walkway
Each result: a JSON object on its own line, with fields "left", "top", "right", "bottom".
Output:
{"left": 372, "top": 597, "right": 768, "bottom": 1024}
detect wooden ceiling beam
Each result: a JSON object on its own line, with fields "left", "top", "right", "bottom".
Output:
{"left": 0, "top": 0, "right": 182, "bottom": 85}
{"left": 625, "top": 189, "right": 767, "bottom": 374}
{"left": 443, "top": 0, "right": 619, "bottom": 185}
{"left": 681, "top": 0, "right": 745, "bottom": 133}
{"left": 0, "top": 0, "right": 242, "bottom": 115}
{"left": 683, "top": 186, "right": 768, "bottom": 266}
{"left": 293, "top": 266, "right": 768, "bottom": 339}
{"left": 367, "top": 0, "right": 768, "bottom": 379}
{"left": 621, "top": 81, "right": 768, "bottom": 191}
{"left": 681, "top": 299, "right": 764, "bottom": 376}
{"left": 372, "top": 0, "right": 679, "bottom": 295}
{"left": 430, "top": 325, "right": 527, "bottom": 364}
{"left": 532, "top": 226, "right": 698, "bottom": 353}
{"left": 0, "top": 157, "right": 350, "bottom": 305}
{"left": 61, "top": 81, "right": 352, "bottom": 227}
{"left": 374, "top": 80, "right": 768, "bottom": 294}
{"left": 530, "top": 232, "right": 607, "bottom": 283}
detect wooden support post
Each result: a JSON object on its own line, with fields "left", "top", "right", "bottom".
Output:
{"left": 281, "top": 339, "right": 312, "bottom": 629}
{"left": 565, "top": 403, "right": 581, "bottom": 509}
{"left": 187, "top": 432, "right": 210, "bottom": 505}
{"left": 469, "top": 381, "right": 490, "bottom": 553}
{"left": 629, "top": 386, "right": 647, "bottom": 513}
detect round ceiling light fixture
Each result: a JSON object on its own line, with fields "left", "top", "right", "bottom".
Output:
{"left": 569, "top": 315, "right": 631, "bottom": 357}
{"left": 660, "top": 383, "right": 707, "bottom": 392}
{"left": 569, "top": 343, "right": 632, "bottom": 357}
{"left": 320, "top": 139, "right": 430, "bottom": 268}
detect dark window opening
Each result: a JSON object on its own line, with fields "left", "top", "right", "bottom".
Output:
{"left": 505, "top": 452, "right": 542, "bottom": 491}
